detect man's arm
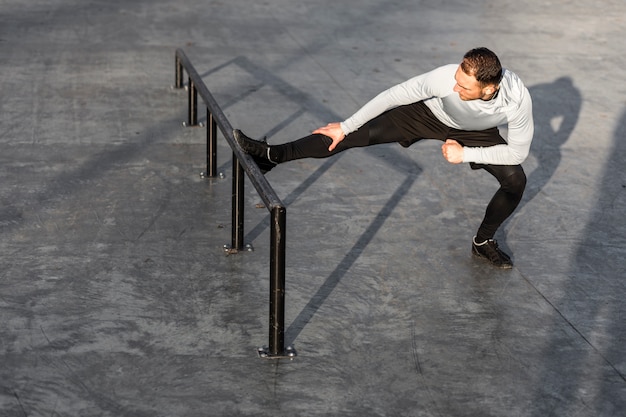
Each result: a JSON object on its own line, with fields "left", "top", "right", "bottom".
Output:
{"left": 462, "top": 89, "right": 534, "bottom": 165}
{"left": 340, "top": 64, "right": 457, "bottom": 136}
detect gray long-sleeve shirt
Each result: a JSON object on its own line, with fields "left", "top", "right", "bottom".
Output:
{"left": 340, "top": 64, "right": 534, "bottom": 165}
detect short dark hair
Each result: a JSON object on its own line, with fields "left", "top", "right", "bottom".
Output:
{"left": 460, "top": 47, "right": 503, "bottom": 87}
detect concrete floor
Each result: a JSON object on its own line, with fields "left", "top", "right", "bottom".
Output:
{"left": 1, "top": 0, "right": 625, "bottom": 416}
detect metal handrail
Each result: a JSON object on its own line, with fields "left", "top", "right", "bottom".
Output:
{"left": 174, "top": 49, "right": 294, "bottom": 359}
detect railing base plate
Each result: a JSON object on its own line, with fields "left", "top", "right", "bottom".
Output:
{"left": 200, "top": 171, "right": 224, "bottom": 179}
{"left": 223, "top": 243, "right": 254, "bottom": 255}
{"left": 182, "top": 121, "right": 205, "bottom": 127}
{"left": 257, "top": 345, "right": 297, "bottom": 360}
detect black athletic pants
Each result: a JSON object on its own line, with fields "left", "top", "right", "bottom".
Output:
{"left": 270, "top": 102, "right": 526, "bottom": 242}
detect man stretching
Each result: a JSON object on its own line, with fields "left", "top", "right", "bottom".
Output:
{"left": 235, "top": 47, "right": 533, "bottom": 269}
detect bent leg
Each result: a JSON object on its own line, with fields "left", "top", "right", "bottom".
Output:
{"left": 475, "top": 164, "right": 527, "bottom": 242}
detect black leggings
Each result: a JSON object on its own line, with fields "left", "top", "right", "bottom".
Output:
{"left": 270, "top": 102, "right": 526, "bottom": 241}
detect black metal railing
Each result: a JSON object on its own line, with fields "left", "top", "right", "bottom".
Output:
{"left": 174, "top": 49, "right": 294, "bottom": 359}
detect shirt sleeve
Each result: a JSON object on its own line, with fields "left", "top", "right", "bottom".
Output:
{"left": 462, "top": 87, "right": 534, "bottom": 165}
{"left": 340, "top": 65, "right": 456, "bottom": 135}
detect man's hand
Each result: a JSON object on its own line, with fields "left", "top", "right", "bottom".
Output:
{"left": 442, "top": 139, "right": 464, "bottom": 164}
{"left": 313, "top": 122, "right": 346, "bottom": 151}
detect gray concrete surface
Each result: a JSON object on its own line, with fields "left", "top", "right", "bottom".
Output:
{"left": 1, "top": 0, "right": 625, "bottom": 416}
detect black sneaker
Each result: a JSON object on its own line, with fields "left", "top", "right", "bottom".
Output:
{"left": 251, "top": 154, "right": 277, "bottom": 174}
{"left": 233, "top": 129, "right": 277, "bottom": 173}
{"left": 234, "top": 129, "right": 269, "bottom": 159}
{"left": 471, "top": 237, "right": 513, "bottom": 269}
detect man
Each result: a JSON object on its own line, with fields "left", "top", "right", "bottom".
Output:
{"left": 234, "top": 47, "right": 533, "bottom": 269}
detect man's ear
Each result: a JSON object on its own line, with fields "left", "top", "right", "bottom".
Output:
{"left": 484, "top": 84, "right": 498, "bottom": 95}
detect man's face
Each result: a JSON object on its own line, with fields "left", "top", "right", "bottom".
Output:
{"left": 453, "top": 66, "right": 495, "bottom": 101}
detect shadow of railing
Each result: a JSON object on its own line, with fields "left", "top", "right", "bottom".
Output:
{"left": 285, "top": 170, "right": 420, "bottom": 344}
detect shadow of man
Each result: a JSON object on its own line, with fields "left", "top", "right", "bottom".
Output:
{"left": 528, "top": 106, "right": 626, "bottom": 416}
{"left": 522, "top": 76, "right": 582, "bottom": 207}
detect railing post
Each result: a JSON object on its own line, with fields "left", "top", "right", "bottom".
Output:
{"left": 269, "top": 206, "right": 287, "bottom": 356}
{"left": 175, "top": 54, "right": 183, "bottom": 89}
{"left": 206, "top": 111, "right": 217, "bottom": 178}
{"left": 231, "top": 154, "right": 245, "bottom": 251}
{"left": 187, "top": 76, "right": 198, "bottom": 126}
